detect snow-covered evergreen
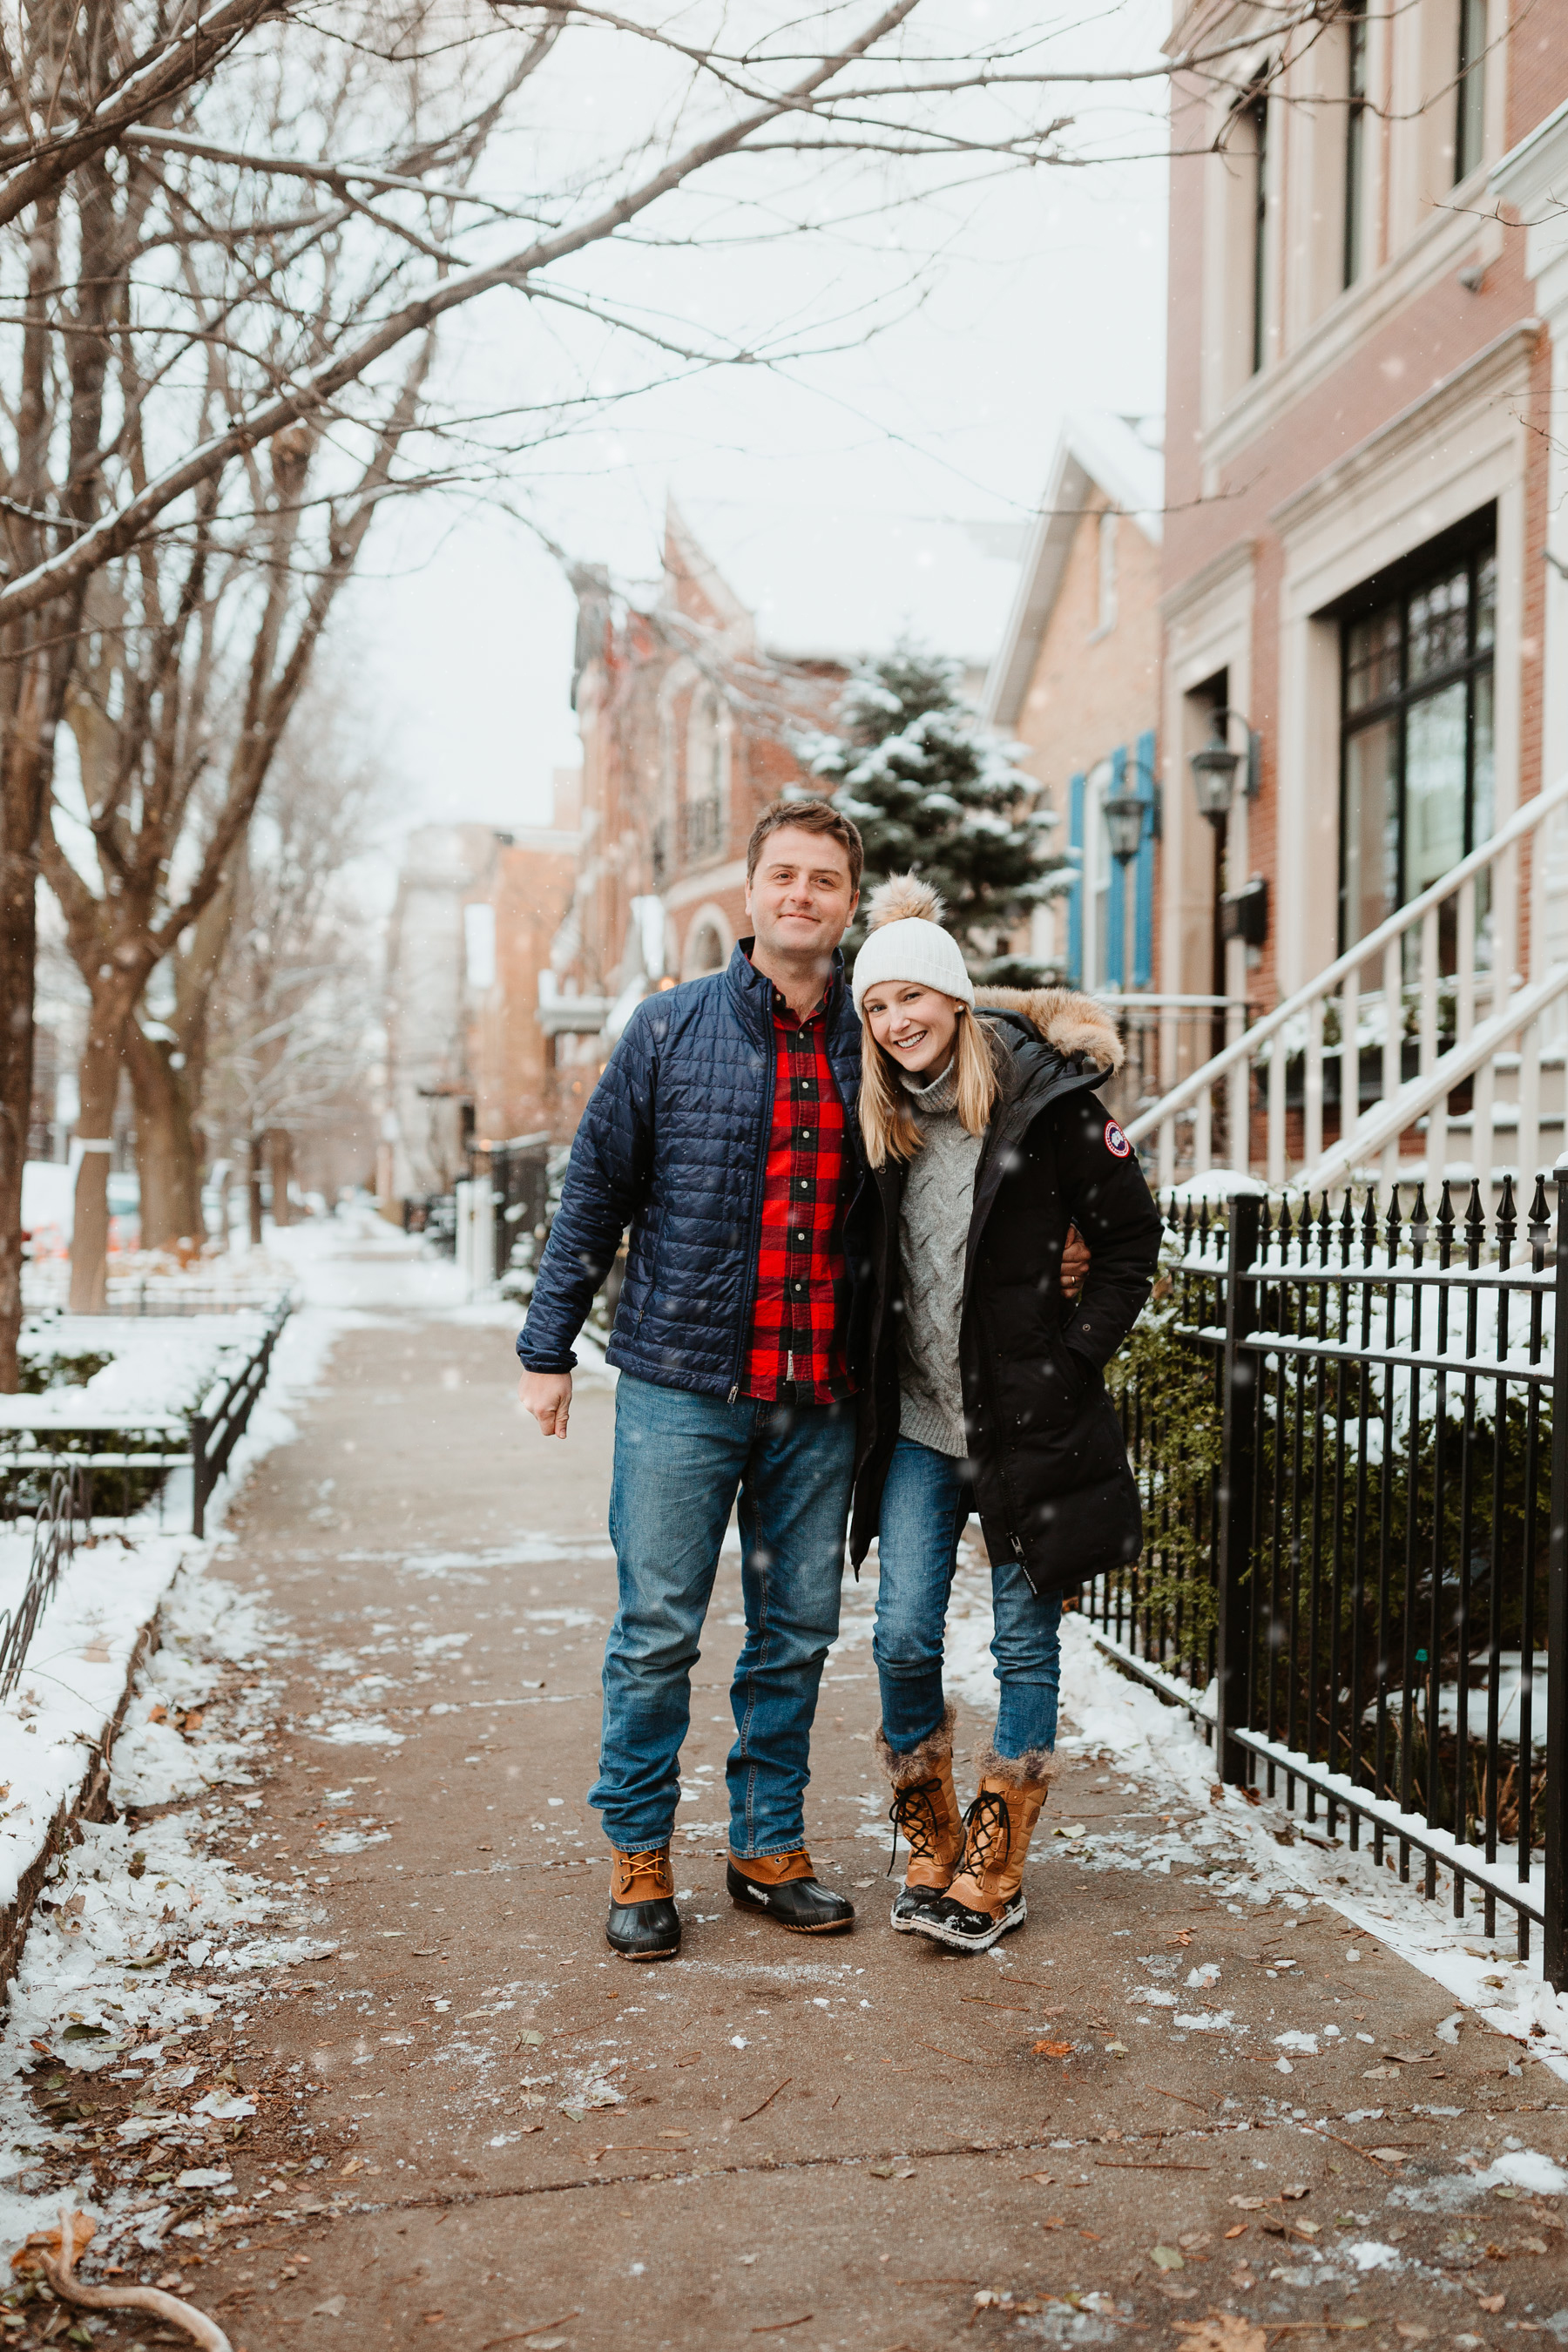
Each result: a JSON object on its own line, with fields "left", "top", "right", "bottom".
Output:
{"left": 804, "top": 643, "right": 1068, "bottom": 968}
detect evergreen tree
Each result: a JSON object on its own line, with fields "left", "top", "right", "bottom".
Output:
{"left": 805, "top": 643, "right": 1067, "bottom": 974}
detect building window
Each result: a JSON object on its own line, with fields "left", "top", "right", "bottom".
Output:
{"left": 685, "top": 686, "right": 725, "bottom": 863}
{"left": 1342, "top": 10, "right": 1368, "bottom": 288}
{"left": 1339, "top": 526, "right": 1496, "bottom": 963}
{"left": 1247, "top": 89, "right": 1269, "bottom": 375}
{"left": 1455, "top": 0, "right": 1486, "bottom": 182}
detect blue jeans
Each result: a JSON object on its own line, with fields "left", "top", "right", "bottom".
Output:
{"left": 872, "top": 1434, "right": 1063, "bottom": 1760}
{"left": 591, "top": 1373, "right": 856, "bottom": 1856}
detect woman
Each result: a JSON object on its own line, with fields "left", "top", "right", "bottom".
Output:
{"left": 848, "top": 875, "right": 1162, "bottom": 1953}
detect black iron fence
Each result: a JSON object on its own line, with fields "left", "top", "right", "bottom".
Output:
{"left": 0, "top": 1296, "right": 290, "bottom": 1536}
{"left": 0, "top": 1465, "right": 87, "bottom": 1701}
{"left": 1091, "top": 1175, "right": 1567, "bottom": 1989}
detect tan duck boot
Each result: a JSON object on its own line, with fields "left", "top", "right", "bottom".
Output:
{"left": 875, "top": 1704, "right": 963, "bottom": 1931}
{"left": 910, "top": 1741, "right": 1051, "bottom": 1953}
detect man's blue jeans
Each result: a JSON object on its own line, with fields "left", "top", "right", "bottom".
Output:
{"left": 872, "top": 1434, "right": 1063, "bottom": 1761}
{"left": 591, "top": 1373, "right": 856, "bottom": 1857}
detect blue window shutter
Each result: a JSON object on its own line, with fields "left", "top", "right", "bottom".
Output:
{"left": 1105, "top": 746, "right": 1127, "bottom": 990}
{"left": 1067, "top": 772, "right": 1085, "bottom": 983}
{"left": 1134, "top": 729, "right": 1156, "bottom": 989}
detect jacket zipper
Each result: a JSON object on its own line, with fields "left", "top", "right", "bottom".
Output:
{"left": 727, "top": 997, "right": 780, "bottom": 1402}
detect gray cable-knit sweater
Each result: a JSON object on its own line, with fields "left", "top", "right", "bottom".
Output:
{"left": 896, "top": 1058, "right": 982, "bottom": 1457}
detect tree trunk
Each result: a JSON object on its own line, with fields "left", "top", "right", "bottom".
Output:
{"left": 0, "top": 732, "right": 42, "bottom": 1386}
{"left": 125, "top": 1022, "right": 204, "bottom": 1252}
{"left": 68, "top": 1018, "right": 123, "bottom": 1314}
{"left": 248, "top": 1135, "right": 265, "bottom": 1247}
{"left": 268, "top": 1129, "right": 294, "bottom": 1227}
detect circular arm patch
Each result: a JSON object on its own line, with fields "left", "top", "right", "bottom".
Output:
{"left": 1104, "top": 1119, "right": 1132, "bottom": 1158}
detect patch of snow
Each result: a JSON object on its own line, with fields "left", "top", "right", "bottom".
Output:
{"left": 1273, "top": 2031, "right": 1321, "bottom": 2055}
{"left": 1345, "top": 2241, "right": 1401, "bottom": 2272}
{"left": 1173, "top": 2011, "right": 1234, "bottom": 2033}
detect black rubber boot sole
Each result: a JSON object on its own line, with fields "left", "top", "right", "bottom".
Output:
{"left": 909, "top": 1892, "right": 1025, "bottom": 1953}
{"left": 725, "top": 1864, "right": 854, "bottom": 1934}
{"left": 605, "top": 1899, "right": 682, "bottom": 1961}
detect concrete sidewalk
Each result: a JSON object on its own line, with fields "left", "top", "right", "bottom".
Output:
{"left": 30, "top": 1296, "right": 1568, "bottom": 2352}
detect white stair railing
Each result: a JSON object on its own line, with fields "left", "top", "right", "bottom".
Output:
{"left": 1125, "top": 773, "right": 1568, "bottom": 1189}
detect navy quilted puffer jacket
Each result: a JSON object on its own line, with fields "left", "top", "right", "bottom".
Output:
{"left": 517, "top": 941, "right": 862, "bottom": 1397}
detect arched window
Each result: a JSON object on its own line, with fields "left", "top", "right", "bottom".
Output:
{"left": 685, "top": 686, "right": 726, "bottom": 862}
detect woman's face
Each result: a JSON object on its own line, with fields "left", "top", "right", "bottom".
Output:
{"left": 863, "top": 981, "right": 963, "bottom": 1077}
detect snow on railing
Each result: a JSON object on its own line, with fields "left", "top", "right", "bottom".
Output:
{"left": 1126, "top": 772, "right": 1568, "bottom": 1190}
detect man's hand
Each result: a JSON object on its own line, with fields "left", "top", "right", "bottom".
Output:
{"left": 1061, "top": 1225, "right": 1091, "bottom": 1301}
{"left": 519, "top": 1369, "right": 572, "bottom": 1440}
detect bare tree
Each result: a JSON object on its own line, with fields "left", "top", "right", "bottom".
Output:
{"left": 201, "top": 673, "right": 387, "bottom": 1242}
{"left": 0, "top": 0, "right": 1333, "bottom": 1373}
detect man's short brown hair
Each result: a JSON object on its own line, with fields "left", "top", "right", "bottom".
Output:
{"left": 746, "top": 796, "right": 863, "bottom": 891}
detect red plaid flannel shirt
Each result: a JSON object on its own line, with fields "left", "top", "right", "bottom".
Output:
{"left": 741, "top": 980, "right": 856, "bottom": 1405}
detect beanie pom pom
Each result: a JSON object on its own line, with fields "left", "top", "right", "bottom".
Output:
{"left": 866, "top": 872, "right": 943, "bottom": 929}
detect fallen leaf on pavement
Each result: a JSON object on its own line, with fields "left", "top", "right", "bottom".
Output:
{"left": 1227, "top": 2198, "right": 1267, "bottom": 2211}
{"left": 312, "top": 2296, "right": 347, "bottom": 2318}
{"left": 1152, "top": 2247, "right": 1185, "bottom": 2271}
{"left": 1475, "top": 2295, "right": 1505, "bottom": 2315}
{"left": 1224, "top": 2227, "right": 1247, "bottom": 2240}
{"left": 1032, "top": 2041, "right": 1072, "bottom": 2058}
{"left": 1394, "top": 2327, "right": 1430, "bottom": 2342}
{"left": 1173, "top": 2311, "right": 1267, "bottom": 2352}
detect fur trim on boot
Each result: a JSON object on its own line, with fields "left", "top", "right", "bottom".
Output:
{"left": 970, "top": 1737, "right": 1053, "bottom": 1795}
{"left": 875, "top": 1703, "right": 957, "bottom": 1789}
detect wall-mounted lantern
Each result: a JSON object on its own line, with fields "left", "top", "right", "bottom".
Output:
{"left": 1188, "top": 709, "right": 1260, "bottom": 822}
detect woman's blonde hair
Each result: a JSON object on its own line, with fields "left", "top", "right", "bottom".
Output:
{"left": 858, "top": 1000, "right": 1001, "bottom": 1168}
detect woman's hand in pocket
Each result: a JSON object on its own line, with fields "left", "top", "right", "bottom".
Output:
{"left": 1061, "top": 1223, "right": 1091, "bottom": 1301}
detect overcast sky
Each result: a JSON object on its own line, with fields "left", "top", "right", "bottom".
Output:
{"left": 341, "top": 5, "right": 1171, "bottom": 872}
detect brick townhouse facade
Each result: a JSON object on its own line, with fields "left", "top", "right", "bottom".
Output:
{"left": 543, "top": 504, "right": 841, "bottom": 1130}
{"left": 1156, "top": 0, "right": 1568, "bottom": 1038}
{"left": 983, "top": 413, "right": 1165, "bottom": 996}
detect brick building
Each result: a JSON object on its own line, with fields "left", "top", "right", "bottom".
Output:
{"left": 1155, "top": 0, "right": 1568, "bottom": 1037}
{"left": 542, "top": 504, "right": 844, "bottom": 1129}
{"left": 982, "top": 414, "right": 1165, "bottom": 992}
{"left": 380, "top": 781, "right": 581, "bottom": 1210}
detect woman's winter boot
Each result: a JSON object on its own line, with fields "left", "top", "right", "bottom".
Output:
{"left": 910, "top": 1743, "right": 1051, "bottom": 1953}
{"left": 876, "top": 1704, "right": 963, "bottom": 1930}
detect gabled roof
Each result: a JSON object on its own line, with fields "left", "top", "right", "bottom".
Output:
{"left": 981, "top": 415, "right": 1164, "bottom": 731}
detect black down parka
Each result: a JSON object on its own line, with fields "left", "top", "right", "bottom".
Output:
{"left": 848, "top": 991, "right": 1163, "bottom": 1598}
{"left": 517, "top": 941, "right": 862, "bottom": 1396}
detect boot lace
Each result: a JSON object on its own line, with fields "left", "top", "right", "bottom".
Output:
{"left": 957, "top": 1789, "right": 1012, "bottom": 1881}
{"left": 887, "top": 1778, "right": 944, "bottom": 1877}
{"left": 616, "top": 1848, "right": 669, "bottom": 1899}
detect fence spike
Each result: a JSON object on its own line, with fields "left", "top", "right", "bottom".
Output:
{"left": 1464, "top": 1177, "right": 1486, "bottom": 1260}
{"left": 1437, "top": 1178, "right": 1456, "bottom": 1238}
{"left": 1497, "top": 1171, "right": 1517, "bottom": 1249}
{"left": 1528, "top": 1171, "right": 1551, "bottom": 1247}
{"left": 1361, "top": 1186, "right": 1379, "bottom": 1263}
{"left": 1410, "top": 1181, "right": 1429, "bottom": 1255}
{"left": 1339, "top": 1189, "right": 1356, "bottom": 1266}
{"left": 1317, "top": 1191, "right": 1334, "bottom": 1260}
{"left": 1384, "top": 1183, "right": 1402, "bottom": 1263}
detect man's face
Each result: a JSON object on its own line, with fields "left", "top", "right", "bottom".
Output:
{"left": 745, "top": 827, "right": 858, "bottom": 964}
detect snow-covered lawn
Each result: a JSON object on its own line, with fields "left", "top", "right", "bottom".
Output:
{"left": 1, "top": 1313, "right": 280, "bottom": 1432}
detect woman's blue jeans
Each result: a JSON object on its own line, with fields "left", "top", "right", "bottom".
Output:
{"left": 872, "top": 1434, "right": 1062, "bottom": 1761}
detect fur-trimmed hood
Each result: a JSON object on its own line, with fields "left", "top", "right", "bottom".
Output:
{"left": 976, "top": 985, "right": 1123, "bottom": 1074}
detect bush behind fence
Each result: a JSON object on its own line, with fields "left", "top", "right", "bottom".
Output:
{"left": 1094, "top": 1173, "right": 1567, "bottom": 1989}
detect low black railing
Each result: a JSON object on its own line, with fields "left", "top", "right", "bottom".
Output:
{"left": 0, "top": 1466, "right": 87, "bottom": 1701}
{"left": 0, "top": 1296, "right": 291, "bottom": 1537}
{"left": 1092, "top": 1175, "right": 1568, "bottom": 1989}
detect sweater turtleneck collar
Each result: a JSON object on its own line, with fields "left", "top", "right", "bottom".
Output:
{"left": 900, "top": 1057, "right": 960, "bottom": 1116}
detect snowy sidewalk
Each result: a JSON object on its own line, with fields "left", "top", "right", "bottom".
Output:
{"left": 0, "top": 1228, "right": 1563, "bottom": 2352}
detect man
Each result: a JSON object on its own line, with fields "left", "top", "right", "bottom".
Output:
{"left": 517, "top": 800, "right": 867, "bottom": 1959}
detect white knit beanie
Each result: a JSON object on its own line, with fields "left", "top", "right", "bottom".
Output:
{"left": 850, "top": 875, "right": 976, "bottom": 1013}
